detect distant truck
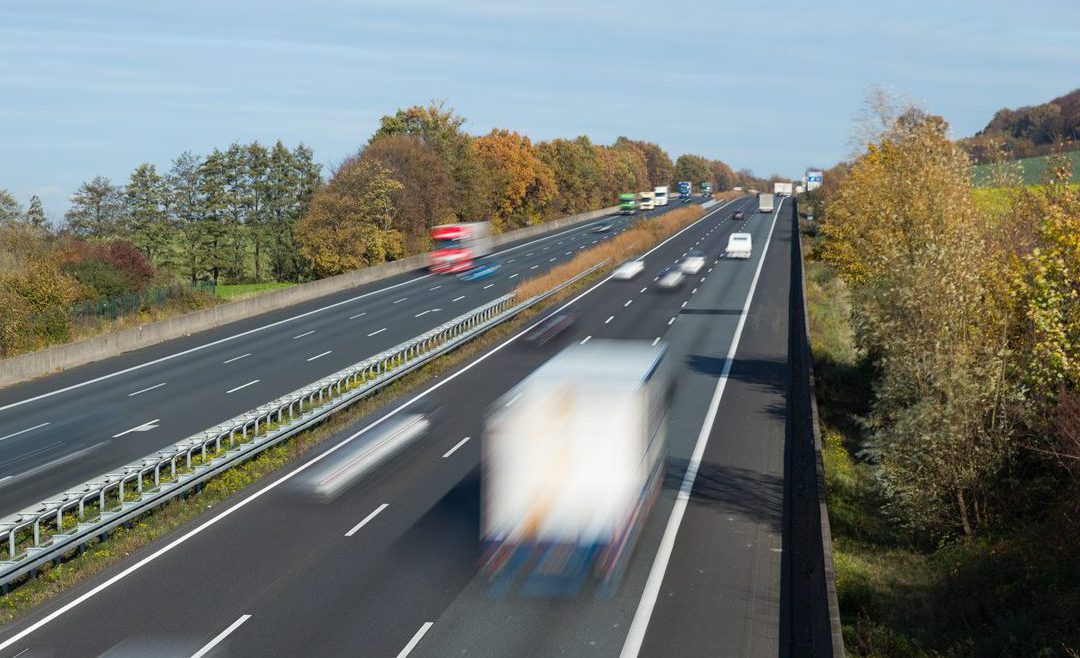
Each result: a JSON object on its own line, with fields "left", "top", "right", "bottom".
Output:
{"left": 481, "top": 339, "right": 672, "bottom": 589}
{"left": 677, "top": 181, "right": 692, "bottom": 202}
{"left": 726, "top": 233, "right": 753, "bottom": 259}
{"left": 639, "top": 191, "right": 656, "bottom": 211}
{"left": 758, "top": 193, "right": 775, "bottom": 213}
{"left": 653, "top": 186, "right": 669, "bottom": 206}
{"left": 773, "top": 182, "right": 793, "bottom": 196}
{"left": 619, "top": 193, "right": 637, "bottom": 215}
{"left": 700, "top": 182, "right": 713, "bottom": 196}
{"left": 429, "top": 222, "right": 493, "bottom": 273}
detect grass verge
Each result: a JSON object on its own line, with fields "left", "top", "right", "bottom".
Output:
{"left": 215, "top": 282, "right": 297, "bottom": 300}
{"left": 803, "top": 225, "right": 1080, "bottom": 657}
{"left": 0, "top": 202, "right": 713, "bottom": 625}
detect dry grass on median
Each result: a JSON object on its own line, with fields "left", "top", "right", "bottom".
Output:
{"left": 513, "top": 205, "right": 705, "bottom": 301}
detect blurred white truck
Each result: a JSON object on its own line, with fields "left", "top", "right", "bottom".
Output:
{"left": 639, "top": 191, "right": 656, "bottom": 211}
{"left": 481, "top": 339, "right": 671, "bottom": 589}
{"left": 653, "top": 186, "right": 669, "bottom": 206}
{"left": 758, "top": 193, "right": 775, "bottom": 213}
{"left": 726, "top": 233, "right": 753, "bottom": 259}
{"left": 773, "top": 182, "right": 793, "bottom": 196}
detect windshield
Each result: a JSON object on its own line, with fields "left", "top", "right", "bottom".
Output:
{"left": 434, "top": 238, "right": 463, "bottom": 250}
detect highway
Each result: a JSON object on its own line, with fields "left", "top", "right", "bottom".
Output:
{"left": 0, "top": 195, "right": 798, "bottom": 657}
{"left": 0, "top": 200, "right": 704, "bottom": 517}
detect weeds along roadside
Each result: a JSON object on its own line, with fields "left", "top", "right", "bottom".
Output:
{"left": 0, "top": 202, "right": 710, "bottom": 624}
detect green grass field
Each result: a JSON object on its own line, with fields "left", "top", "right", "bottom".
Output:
{"left": 214, "top": 282, "right": 297, "bottom": 300}
{"left": 972, "top": 151, "right": 1080, "bottom": 187}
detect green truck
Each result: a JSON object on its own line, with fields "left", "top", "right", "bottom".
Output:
{"left": 619, "top": 193, "right": 637, "bottom": 215}
{"left": 700, "top": 182, "right": 713, "bottom": 196}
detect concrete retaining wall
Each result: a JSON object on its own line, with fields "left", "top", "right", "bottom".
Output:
{"left": 0, "top": 205, "right": 619, "bottom": 388}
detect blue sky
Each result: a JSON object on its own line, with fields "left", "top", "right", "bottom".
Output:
{"left": 2, "top": 0, "right": 1078, "bottom": 219}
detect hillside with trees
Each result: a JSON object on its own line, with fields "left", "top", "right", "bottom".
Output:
{"left": 960, "top": 87, "right": 1080, "bottom": 163}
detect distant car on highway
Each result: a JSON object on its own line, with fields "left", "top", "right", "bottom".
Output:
{"left": 458, "top": 259, "right": 500, "bottom": 281}
{"left": 680, "top": 250, "right": 706, "bottom": 274}
{"left": 656, "top": 266, "right": 685, "bottom": 290}
{"left": 523, "top": 312, "right": 577, "bottom": 347}
{"left": 591, "top": 221, "right": 613, "bottom": 233}
{"left": 732, "top": 210, "right": 745, "bottom": 221}
{"left": 612, "top": 260, "right": 645, "bottom": 280}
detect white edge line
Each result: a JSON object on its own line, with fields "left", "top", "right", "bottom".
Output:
{"left": 620, "top": 198, "right": 783, "bottom": 658}
{"left": 190, "top": 614, "right": 252, "bottom": 658}
{"left": 0, "top": 197, "right": 742, "bottom": 652}
{"left": 396, "top": 622, "right": 434, "bottom": 658}
{"left": 442, "top": 436, "right": 470, "bottom": 459}
{"left": 345, "top": 503, "right": 389, "bottom": 537}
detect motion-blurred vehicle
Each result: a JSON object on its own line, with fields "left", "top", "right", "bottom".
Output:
{"left": 293, "top": 413, "right": 431, "bottom": 503}
{"left": 429, "top": 221, "right": 493, "bottom": 273}
{"left": 612, "top": 260, "right": 645, "bottom": 280}
{"left": 732, "top": 210, "right": 745, "bottom": 221}
{"left": 726, "top": 233, "right": 753, "bottom": 259}
{"left": 638, "top": 191, "right": 656, "bottom": 211}
{"left": 653, "top": 185, "right": 669, "bottom": 206}
{"left": 481, "top": 339, "right": 672, "bottom": 592}
{"left": 678, "top": 181, "right": 692, "bottom": 202}
{"left": 522, "top": 312, "right": 576, "bottom": 347}
{"left": 591, "top": 220, "right": 613, "bottom": 233}
{"left": 458, "top": 258, "right": 500, "bottom": 281}
{"left": 700, "top": 182, "right": 713, "bottom": 196}
{"left": 618, "top": 193, "right": 637, "bottom": 215}
{"left": 680, "top": 250, "right": 706, "bottom": 274}
{"left": 656, "top": 266, "right": 685, "bottom": 289}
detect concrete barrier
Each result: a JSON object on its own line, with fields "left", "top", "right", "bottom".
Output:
{"left": 0, "top": 205, "right": 619, "bottom": 388}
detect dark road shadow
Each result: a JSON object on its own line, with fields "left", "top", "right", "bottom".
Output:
{"left": 664, "top": 457, "right": 783, "bottom": 533}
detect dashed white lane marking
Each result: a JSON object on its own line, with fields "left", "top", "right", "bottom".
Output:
{"left": 128, "top": 383, "right": 166, "bottom": 397}
{"left": 293, "top": 330, "right": 315, "bottom": 339}
{"left": 191, "top": 614, "right": 252, "bottom": 658}
{"left": 0, "top": 423, "right": 50, "bottom": 443}
{"left": 225, "top": 380, "right": 259, "bottom": 394}
{"left": 580, "top": 335, "right": 592, "bottom": 344}
{"left": 452, "top": 295, "right": 466, "bottom": 301}
{"left": 223, "top": 353, "right": 251, "bottom": 364}
{"left": 367, "top": 328, "right": 387, "bottom": 336}
{"left": 442, "top": 436, "right": 470, "bottom": 458}
{"left": 345, "top": 503, "right": 389, "bottom": 537}
{"left": 605, "top": 316, "right": 614, "bottom": 324}
{"left": 396, "top": 622, "right": 434, "bottom": 658}
{"left": 306, "top": 350, "right": 332, "bottom": 362}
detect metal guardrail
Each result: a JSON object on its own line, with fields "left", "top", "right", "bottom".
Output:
{"left": 0, "top": 261, "right": 609, "bottom": 588}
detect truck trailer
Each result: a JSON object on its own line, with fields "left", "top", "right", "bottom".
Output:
{"left": 653, "top": 186, "right": 669, "bottom": 206}
{"left": 428, "top": 222, "right": 493, "bottom": 273}
{"left": 677, "top": 181, "right": 692, "bottom": 203}
{"left": 758, "top": 193, "right": 775, "bottom": 213}
{"left": 481, "top": 339, "right": 672, "bottom": 591}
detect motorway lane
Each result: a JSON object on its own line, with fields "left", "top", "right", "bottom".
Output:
{"left": 0, "top": 197, "right": 760, "bottom": 657}
{"left": 0, "top": 201, "right": 703, "bottom": 515}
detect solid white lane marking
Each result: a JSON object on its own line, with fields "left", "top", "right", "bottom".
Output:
{"left": 483, "top": 284, "right": 494, "bottom": 290}
{"left": 442, "top": 436, "right": 470, "bottom": 459}
{"left": 226, "top": 380, "right": 259, "bottom": 394}
{"left": 367, "top": 328, "right": 387, "bottom": 337}
{"left": 306, "top": 351, "right": 332, "bottom": 362}
{"left": 112, "top": 419, "right": 160, "bottom": 438}
{"left": 580, "top": 335, "right": 591, "bottom": 344}
{"left": 191, "top": 614, "right": 251, "bottom": 658}
{"left": 396, "top": 622, "right": 434, "bottom": 658}
{"left": 605, "top": 316, "right": 614, "bottom": 324}
{"left": 348, "top": 312, "right": 367, "bottom": 320}
{"left": 128, "top": 382, "right": 166, "bottom": 397}
{"left": 452, "top": 295, "right": 466, "bottom": 302}
{"left": 345, "top": 503, "right": 389, "bottom": 537}
{"left": 222, "top": 353, "right": 251, "bottom": 364}
{"left": 621, "top": 198, "right": 783, "bottom": 658}
{"left": 392, "top": 298, "right": 407, "bottom": 304}
{"left": 0, "top": 198, "right": 746, "bottom": 654}
{"left": 0, "top": 423, "right": 50, "bottom": 443}
{"left": 293, "top": 330, "right": 315, "bottom": 339}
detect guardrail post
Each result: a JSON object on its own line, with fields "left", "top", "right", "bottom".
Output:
{"left": 7, "top": 531, "right": 14, "bottom": 559}
{"left": 55, "top": 508, "right": 62, "bottom": 532}
{"left": 118, "top": 480, "right": 125, "bottom": 506}
{"left": 33, "top": 520, "right": 40, "bottom": 546}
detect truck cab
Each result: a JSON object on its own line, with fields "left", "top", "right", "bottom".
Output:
{"left": 639, "top": 191, "right": 656, "bottom": 211}
{"left": 653, "top": 186, "right": 669, "bottom": 206}
{"left": 618, "top": 193, "right": 637, "bottom": 215}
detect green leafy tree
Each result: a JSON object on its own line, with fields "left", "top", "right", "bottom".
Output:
{"left": 0, "top": 190, "right": 23, "bottom": 226}
{"left": 24, "top": 195, "right": 47, "bottom": 229}
{"left": 124, "top": 164, "right": 172, "bottom": 268}
{"left": 673, "top": 155, "right": 713, "bottom": 187}
{"left": 65, "top": 176, "right": 124, "bottom": 239}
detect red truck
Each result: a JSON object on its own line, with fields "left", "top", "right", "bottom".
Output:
{"left": 428, "top": 222, "right": 493, "bottom": 273}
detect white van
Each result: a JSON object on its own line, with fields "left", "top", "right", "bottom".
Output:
{"left": 726, "top": 233, "right": 752, "bottom": 259}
